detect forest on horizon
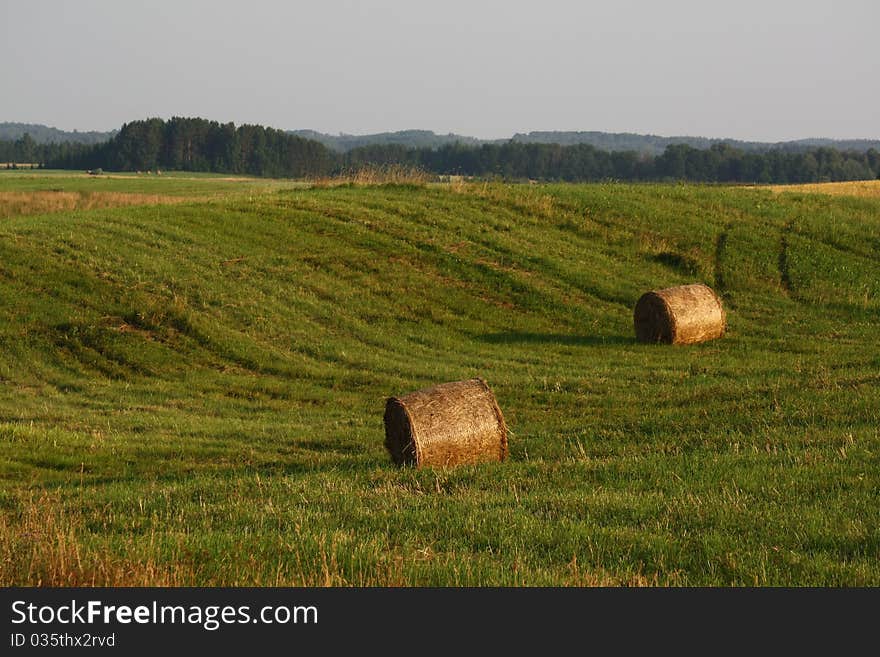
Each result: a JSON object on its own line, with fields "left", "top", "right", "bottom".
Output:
{"left": 2, "top": 117, "right": 879, "bottom": 184}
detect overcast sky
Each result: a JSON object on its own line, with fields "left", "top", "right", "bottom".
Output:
{"left": 2, "top": 0, "right": 877, "bottom": 141}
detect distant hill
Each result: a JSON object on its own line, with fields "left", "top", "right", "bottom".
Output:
{"left": 511, "top": 131, "right": 746, "bottom": 155}
{"left": 509, "top": 131, "right": 880, "bottom": 155}
{"left": 288, "top": 129, "right": 486, "bottom": 152}
{"left": 5, "top": 121, "right": 878, "bottom": 157}
{"left": 784, "top": 138, "right": 880, "bottom": 152}
{"left": 292, "top": 127, "right": 880, "bottom": 155}
{"left": 0, "top": 122, "right": 115, "bottom": 145}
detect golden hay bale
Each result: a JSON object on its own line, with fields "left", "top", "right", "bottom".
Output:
{"left": 384, "top": 378, "right": 508, "bottom": 468}
{"left": 634, "top": 283, "right": 726, "bottom": 345}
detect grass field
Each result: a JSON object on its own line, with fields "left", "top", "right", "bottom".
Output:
{"left": 1, "top": 171, "right": 878, "bottom": 585}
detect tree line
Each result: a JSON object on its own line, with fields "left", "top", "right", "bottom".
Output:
{"left": 345, "top": 142, "right": 880, "bottom": 183}
{"left": 2, "top": 117, "right": 879, "bottom": 184}
{"left": 0, "top": 118, "right": 335, "bottom": 177}
{"left": 508, "top": 130, "right": 880, "bottom": 157}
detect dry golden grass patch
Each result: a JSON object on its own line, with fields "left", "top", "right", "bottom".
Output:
{"left": 0, "top": 492, "right": 655, "bottom": 586}
{"left": 0, "top": 492, "right": 196, "bottom": 586}
{"left": 765, "top": 180, "right": 880, "bottom": 198}
{"left": 309, "top": 164, "right": 431, "bottom": 187}
{"left": 447, "top": 180, "right": 557, "bottom": 218}
{"left": 0, "top": 190, "right": 199, "bottom": 219}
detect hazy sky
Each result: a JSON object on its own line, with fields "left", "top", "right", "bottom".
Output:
{"left": 3, "top": 0, "right": 878, "bottom": 140}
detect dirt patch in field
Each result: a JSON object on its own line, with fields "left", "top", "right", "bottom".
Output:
{"left": 0, "top": 191, "right": 199, "bottom": 218}
{"left": 765, "top": 180, "right": 880, "bottom": 199}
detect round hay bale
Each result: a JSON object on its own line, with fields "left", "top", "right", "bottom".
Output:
{"left": 634, "top": 283, "right": 726, "bottom": 345}
{"left": 384, "top": 378, "right": 508, "bottom": 468}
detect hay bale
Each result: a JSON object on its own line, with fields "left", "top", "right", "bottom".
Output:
{"left": 634, "top": 283, "right": 726, "bottom": 345}
{"left": 384, "top": 378, "right": 508, "bottom": 468}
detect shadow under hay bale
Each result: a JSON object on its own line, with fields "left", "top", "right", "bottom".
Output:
{"left": 634, "top": 283, "right": 726, "bottom": 345}
{"left": 384, "top": 378, "right": 508, "bottom": 468}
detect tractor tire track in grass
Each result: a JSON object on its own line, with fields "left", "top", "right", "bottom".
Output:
{"left": 778, "top": 220, "right": 795, "bottom": 296}
{"left": 714, "top": 224, "right": 731, "bottom": 294}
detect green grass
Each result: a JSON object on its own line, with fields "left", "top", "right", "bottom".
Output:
{"left": 1, "top": 177, "right": 878, "bottom": 585}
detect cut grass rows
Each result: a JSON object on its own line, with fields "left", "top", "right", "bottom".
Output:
{"left": 0, "top": 177, "right": 878, "bottom": 585}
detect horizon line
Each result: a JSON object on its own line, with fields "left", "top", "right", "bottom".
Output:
{"left": 2, "top": 118, "right": 879, "bottom": 145}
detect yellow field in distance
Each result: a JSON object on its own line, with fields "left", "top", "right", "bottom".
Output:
{"left": 765, "top": 179, "right": 880, "bottom": 198}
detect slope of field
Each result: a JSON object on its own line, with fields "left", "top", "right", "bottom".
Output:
{"left": 1, "top": 174, "right": 878, "bottom": 585}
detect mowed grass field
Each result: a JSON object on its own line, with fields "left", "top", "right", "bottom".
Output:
{"left": 1, "top": 171, "right": 878, "bottom": 585}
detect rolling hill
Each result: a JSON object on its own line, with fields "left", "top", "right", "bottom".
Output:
{"left": 1, "top": 173, "right": 878, "bottom": 585}
{"left": 289, "top": 128, "right": 484, "bottom": 152}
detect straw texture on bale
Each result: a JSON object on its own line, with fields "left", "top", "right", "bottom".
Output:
{"left": 384, "top": 378, "right": 508, "bottom": 468}
{"left": 634, "top": 283, "right": 726, "bottom": 345}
